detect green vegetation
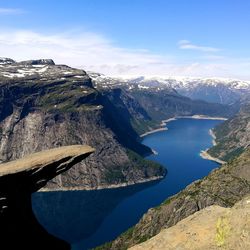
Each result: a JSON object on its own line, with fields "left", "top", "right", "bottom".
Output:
{"left": 93, "top": 241, "right": 112, "bottom": 250}
{"left": 104, "top": 168, "right": 126, "bottom": 183}
{"left": 103, "top": 149, "right": 166, "bottom": 185}
{"left": 215, "top": 216, "right": 231, "bottom": 247}
{"left": 130, "top": 118, "right": 159, "bottom": 135}
{"left": 208, "top": 104, "right": 250, "bottom": 161}
{"left": 37, "top": 86, "right": 98, "bottom": 112}
{"left": 126, "top": 149, "right": 166, "bottom": 173}
{"left": 222, "top": 147, "right": 245, "bottom": 161}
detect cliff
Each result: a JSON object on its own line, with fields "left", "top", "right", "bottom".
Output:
{"left": 208, "top": 102, "right": 250, "bottom": 161}
{"left": 0, "top": 58, "right": 165, "bottom": 190}
{"left": 0, "top": 58, "right": 238, "bottom": 190}
{"left": 128, "top": 88, "right": 237, "bottom": 122}
{"left": 0, "top": 145, "right": 94, "bottom": 250}
{"left": 129, "top": 195, "right": 250, "bottom": 250}
{"left": 97, "top": 148, "right": 250, "bottom": 249}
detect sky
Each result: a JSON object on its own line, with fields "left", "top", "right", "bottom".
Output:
{"left": 0, "top": 0, "right": 250, "bottom": 79}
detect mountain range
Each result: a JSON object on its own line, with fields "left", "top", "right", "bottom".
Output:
{"left": 90, "top": 73, "right": 250, "bottom": 105}
{"left": 0, "top": 57, "right": 250, "bottom": 250}
{"left": 0, "top": 57, "right": 242, "bottom": 190}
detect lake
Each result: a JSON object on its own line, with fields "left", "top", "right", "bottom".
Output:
{"left": 32, "top": 118, "right": 223, "bottom": 249}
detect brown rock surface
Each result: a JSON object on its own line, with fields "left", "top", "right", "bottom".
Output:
{"left": 0, "top": 145, "right": 94, "bottom": 250}
{"left": 130, "top": 196, "right": 250, "bottom": 250}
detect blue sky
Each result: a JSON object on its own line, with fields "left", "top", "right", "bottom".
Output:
{"left": 0, "top": 0, "right": 250, "bottom": 79}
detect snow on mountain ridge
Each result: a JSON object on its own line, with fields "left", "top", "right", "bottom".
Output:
{"left": 90, "top": 73, "right": 250, "bottom": 90}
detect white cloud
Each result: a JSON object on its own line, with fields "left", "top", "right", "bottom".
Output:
{"left": 178, "top": 40, "right": 220, "bottom": 52}
{"left": 203, "top": 54, "right": 224, "bottom": 60}
{"left": 0, "top": 29, "right": 249, "bottom": 79}
{"left": 0, "top": 8, "right": 24, "bottom": 15}
{"left": 0, "top": 29, "right": 165, "bottom": 72}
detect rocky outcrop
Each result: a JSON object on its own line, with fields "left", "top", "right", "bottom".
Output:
{"left": 208, "top": 102, "right": 250, "bottom": 161}
{"left": 129, "top": 195, "right": 250, "bottom": 250}
{"left": 0, "top": 59, "right": 165, "bottom": 190}
{"left": 0, "top": 145, "right": 94, "bottom": 250}
{"left": 98, "top": 148, "right": 250, "bottom": 249}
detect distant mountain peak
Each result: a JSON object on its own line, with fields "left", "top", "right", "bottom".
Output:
{"left": 18, "top": 59, "right": 55, "bottom": 66}
{"left": 0, "top": 57, "right": 16, "bottom": 65}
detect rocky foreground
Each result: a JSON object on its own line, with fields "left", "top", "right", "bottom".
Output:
{"left": 0, "top": 145, "right": 94, "bottom": 250}
{"left": 129, "top": 195, "right": 250, "bottom": 250}
{"left": 97, "top": 147, "right": 250, "bottom": 249}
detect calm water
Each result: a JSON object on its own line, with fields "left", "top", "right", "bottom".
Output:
{"left": 32, "top": 118, "right": 223, "bottom": 249}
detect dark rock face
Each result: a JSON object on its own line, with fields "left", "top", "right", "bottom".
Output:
{"left": 0, "top": 59, "right": 165, "bottom": 190}
{"left": 99, "top": 148, "right": 250, "bottom": 250}
{"left": 0, "top": 58, "right": 238, "bottom": 190}
{"left": 0, "top": 145, "right": 94, "bottom": 250}
{"left": 128, "top": 89, "right": 237, "bottom": 122}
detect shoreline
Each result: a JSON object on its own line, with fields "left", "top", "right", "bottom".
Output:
{"left": 39, "top": 175, "right": 164, "bottom": 192}
{"left": 200, "top": 149, "right": 226, "bottom": 164}
{"left": 176, "top": 115, "right": 227, "bottom": 121}
{"left": 140, "top": 127, "right": 168, "bottom": 137}
{"left": 209, "top": 129, "right": 217, "bottom": 146}
{"left": 140, "top": 115, "right": 227, "bottom": 138}
{"left": 200, "top": 126, "right": 226, "bottom": 164}
{"left": 140, "top": 114, "right": 227, "bottom": 165}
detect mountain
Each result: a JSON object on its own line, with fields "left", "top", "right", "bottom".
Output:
{"left": 127, "top": 88, "right": 236, "bottom": 123}
{"left": 90, "top": 73, "right": 250, "bottom": 105}
{"left": 170, "top": 77, "right": 250, "bottom": 105}
{"left": 96, "top": 147, "right": 250, "bottom": 249}
{"left": 0, "top": 58, "right": 165, "bottom": 190}
{"left": 0, "top": 58, "right": 239, "bottom": 190}
{"left": 91, "top": 73, "right": 238, "bottom": 126}
{"left": 129, "top": 195, "right": 250, "bottom": 250}
{"left": 208, "top": 101, "right": 250, "bottom": 161}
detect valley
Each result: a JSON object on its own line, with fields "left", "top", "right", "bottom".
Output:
{"left": 0, "top": 57, "right": 249, "bottom": 250}
{"left": 1, "top": 2, "right": 250, "bottom": 250}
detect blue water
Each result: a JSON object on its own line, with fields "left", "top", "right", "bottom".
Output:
{"left": 32, "top": 118, "right": 223, "bottom": 250}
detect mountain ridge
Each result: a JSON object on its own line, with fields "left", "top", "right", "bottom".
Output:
{"left": 90, "top": 73, "right": 250, "bottom": 105}
{"left": 0, "top": 58, "right": 239, "bottom": 190}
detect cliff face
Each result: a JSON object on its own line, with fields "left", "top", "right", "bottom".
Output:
{"left": 128, "top": 88, "right": 237, "bottom": 122}
{"left": 98, "top": 148, "right": 250, "bottom": 249}
{"left": 0, "top": 145, "right": 94, "bottom": 250}
{"left": 208, "top": 102, "right": 250, "bottom": 161}
{"left": 0, "top": 58, "right": 239, "bottom": 190}
{"left": 0, "top": 59, "right": 165, "bottom": 190}
{"left": 129, "top": 195, "right": 250, "bottom": 250}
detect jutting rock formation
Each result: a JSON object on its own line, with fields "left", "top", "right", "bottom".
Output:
{"left": 0, "top": 145, "right": 94, "bottom": 250}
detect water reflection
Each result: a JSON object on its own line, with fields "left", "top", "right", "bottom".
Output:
{"left": 32, "top": 180, "right": 159, "bottom": 244}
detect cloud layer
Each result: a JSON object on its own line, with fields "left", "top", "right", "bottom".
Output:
{"left": 0, "top": 29, "right": 249, "bottom": 79}
{"left": 178, "top": 40, "right": 220, "bottom": 52}
{"left": 0, "top": 8, "right": 24, "bottom": 15}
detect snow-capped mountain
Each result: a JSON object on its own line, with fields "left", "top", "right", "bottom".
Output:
{"left": 89, "top": 73, "right": 250, "bottom": 105}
